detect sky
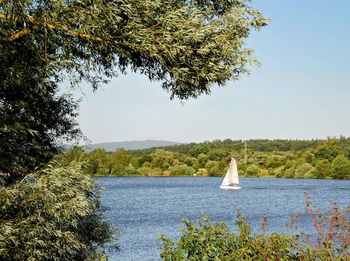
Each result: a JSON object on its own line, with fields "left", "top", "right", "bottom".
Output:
{"left": 67, "top": 0, "right": 350, "bottom": 144}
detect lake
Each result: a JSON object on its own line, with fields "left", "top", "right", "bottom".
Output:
{"left": 97, "top": 177, "right": 350, "bottom": 261}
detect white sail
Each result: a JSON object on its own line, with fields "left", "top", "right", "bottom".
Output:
{"left": 220, "top": 158, "right": 241, "bottom": 190}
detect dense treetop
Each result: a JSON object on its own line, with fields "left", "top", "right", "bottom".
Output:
{"left": 0, "top": 0, "right": 268, "bottom": 98}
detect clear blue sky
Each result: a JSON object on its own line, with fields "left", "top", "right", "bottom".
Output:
{"left": 68, "top": 0, "right": 350, "bottom": 144}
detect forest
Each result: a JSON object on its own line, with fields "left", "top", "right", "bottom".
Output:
{"left": 62, "top": 136, "right": 350, "bottom": 180}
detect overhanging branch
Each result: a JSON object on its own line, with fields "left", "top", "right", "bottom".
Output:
{"left": 0, "top": 13, "right": 102, "bottom": 42}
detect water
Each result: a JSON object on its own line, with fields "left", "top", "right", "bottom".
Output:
{"left": 97, "top": 177, "right": 350, "bottom": 261}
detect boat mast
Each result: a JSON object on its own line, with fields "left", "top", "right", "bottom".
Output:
{"left": 244, "top": 140, "right": 248, "bottom": 164}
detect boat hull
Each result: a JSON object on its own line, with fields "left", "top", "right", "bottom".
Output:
{"left": 220, "top": 185, "right": 241, "bottom": 190}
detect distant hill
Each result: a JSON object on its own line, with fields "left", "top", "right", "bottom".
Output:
{"left": 83, "top": 140, "right": 181, "bottom": 152}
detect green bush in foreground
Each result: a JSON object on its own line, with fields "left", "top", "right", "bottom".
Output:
{"left": 0, "top": 162, "right": 117, "bottom": 260}
{"left": 159, "top": 213, "right": 299, "bottom": 260}
{"left": 160, "top": 200, "right": 350, "bottom": 261}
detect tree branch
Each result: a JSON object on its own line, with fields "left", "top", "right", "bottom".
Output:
{"left": 0, "top": 13, "right": 102, "bottom": 42}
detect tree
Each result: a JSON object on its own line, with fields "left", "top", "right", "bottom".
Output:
{"left": 60, "top": 146, "right": 86, "bottom": 165}
{"left": 245, "top": 164, "right": 261, "bottom": 177}
{"left": 87, "top": 148, "right": 109, "bottom": 175}
{"left": 0, "top": 69, "right": 80, "bottom": 183}
{"left": 294, "top": 163, "right": 314, "bottom": 179}
{"left": 332, "top": 155, "right": 350, "bottom": 179}
{"left": 169, "top": 164, "right": 195, "bottom": 176}
{"left": 314, "top": 159, "right": 332, "bottom": 179}
{"left": 150, "top": 149, "right": 178, "bottom": 170}
{"left": 314, "top": 139, "right": 340, "bottom": 161}
{"left": 204, "top": 160, "right": 218, "bottom": 176}
{"left": 197, "top": 153, "right": 209, "bottom": 168}
{"left": 0, "top": 162, "right": 117, "bottom": 260}
{"left": 189, "top": 144, "right": 209, "bottom": 157}
{"left": 1, "top": 0, "right": 268, "bottom": 181}
{"left": 2, "top": 0, "right": 268, "bottom": 98}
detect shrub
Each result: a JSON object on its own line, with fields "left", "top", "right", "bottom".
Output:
{"left": 283, "top": 165, "right": 296, "bottom": 178}
{"left": 332, "top": 155, "right": 350, "bottom": 179}
{"left": 245, "top": 164, "right": 261, "bottom": 177}
{"left": 272, "top": 166, "right": 286, "bottom": 178}
{"left": 313, "top": 159, "right": 332, "bottom": 179}
{"left": 0, "top": 162, "right": 117, "bottom": 260}
{"left": 294, "top": 163, "right": 314, "bottom": 179}
{"left": 205, "top": 160, "right": 221, "bottom": 177}
{"left": 303, "top": 194, "right": 349, "bottom": 259}
{"left": 159, "top": 213, "right": 298, "bottom": 260}
{"left": 160, "top": 197, "right": 350, "bottom": 260}
{"left": 196, "top": 168, "right": 209, "bottom": 177}
{"left": 169, "top": 164, "right": 195, "bottom": 176}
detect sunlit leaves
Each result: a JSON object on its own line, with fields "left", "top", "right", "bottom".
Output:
{"left": 0, "top": 162, "right": 117, "bottom": 260}
{"left": 1, "top": 0, "right": 268, "bottom": 99}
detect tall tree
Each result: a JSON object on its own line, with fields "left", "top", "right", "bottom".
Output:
{"left": 332, "top": 155, "right": 350, "bottom": 179}
{"left": 0, "top": 40, "right": 80, "bottom": 183}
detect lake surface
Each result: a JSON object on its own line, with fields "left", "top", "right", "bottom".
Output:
{"left": 97, "top": 177, "right": 350, "bottom": 261}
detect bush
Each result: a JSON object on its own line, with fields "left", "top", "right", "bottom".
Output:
{"left": 196, "top": 168, "right": 209, "bottom": 177}
{"left": 283, "top": 165, "right": 296, "bottom": 178}
{"left": 332, "top": 155, "right": 350, "bottom": 179}
{"left": 298, "top": 194, "right": 350, "bottom": 260}
{"left": 245, "top": 164, "right": 261, "bottom": 177}
{"left": 169, "top": 164, "right": 195, "bottom": 176}
{"left": 159, "top": 213, "right": 298, "bottom": 260}
{"left": 313, "top": 159, "right": 332, "bottom": 179}
{"left": 272, "top": 166, "right": 286, "bottom": 178}
{"left": 160, "top": 198, "right": 350, "bottom": 260}
{"left": 294, "top": 163, "right": 314, "bottom": 178}
{"left": 0, "top": 162, "right": 117, "bottom": 260}
{"left": 205, "top": 161, "right": 221, "bottom": 177}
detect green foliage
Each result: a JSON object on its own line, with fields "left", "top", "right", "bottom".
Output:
{"left": 303, "top": 151, "right": 315, "bottom": 164}
{"left": 294, "top": 163, "right": 314, "bottom": 179}
{"left": 159, "top": 214, "right": 298, "bottom": 260}
{"left": 189, "top": 144, "right": 209, "bottom": 158}
{"left": 169, "top": 164, "right": 195, "bottom": 176}
{"left": 207, "top": 148, "right": 228, "bottom": 161}
{"left": 1, "top": 0, "right": 268, "bottom": 98}
{"left": 160, "top": 200, "right": 350, "bottom": 260}
{"left": 1, "top": 0, "right": 268, "bottom": 182}
{"left": 60, "top": 146, "right": 86, "bottom": 165}
{"left": 314, "top": 138, "right": 341, "bottom": 161}
{"left": 245, "top": 164, "right": 261, "bottom": 177}
{"left": 205, "top": 160, "right": 223, "bottom": 177}
{"left": 332, "top": 155, "right": 350, "bottom": 179}
{"left": 197, "top": 153, "right": 209, "bottom": 168}
{"left": 87, "top": 148, "right": 109, "bottom": 175}
{"left": 68, "top": 137, "right": 350, "bottom": 180}
{"left": 272, "top": 166, "right": 286, "bottom": 178}
{"left": 266, "top": 155, "right": 285, "bottom": 169}
{"left": 313, "top": 159, "right": 332, "bottom": 179}
{"left": 150, "top": 149, "right": 178, "bottom": 170}
{"left": 0, "top": 71, "right": 80, "bottom": 183}
{"left": 0, "top": 162, "right": 117, "bottom": 260}
{"left": 0, "top": 0, "right": 84, "bottom": 183}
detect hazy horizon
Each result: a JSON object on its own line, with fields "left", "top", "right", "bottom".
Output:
{"left": 75, "top": 136, "right": 349, "bottom": 146}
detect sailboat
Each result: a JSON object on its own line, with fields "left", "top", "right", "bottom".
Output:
{"left": 220, "top": 158, "right": 241, "bottom": 190}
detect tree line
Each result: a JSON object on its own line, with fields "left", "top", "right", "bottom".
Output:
{"left": 62, "top": 137, "right": 350, "bottom": 180}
